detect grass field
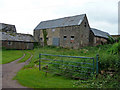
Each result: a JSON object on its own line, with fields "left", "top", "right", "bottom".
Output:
{"left": 2, "top": 49, "right": 32, "bottom": 64}
{"left": 2, "top": 49, "right": 24, "bottom": 64}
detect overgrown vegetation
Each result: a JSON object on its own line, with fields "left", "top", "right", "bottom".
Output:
{"left": 14, "top": 40, "right": 120, "bottom": 88}
{"left": 73, "top": 74, "right": 120, "bottom": 88}
{"left": 107, "top": 35, "right": 115, "bottom": 44}
{"left": 43, "top": 29, "right": 48, "bottom": 46}
{"left": 2, "top": 40, "right": 120, "bottom": 88}
{"left": 41, "top": 55, "right": 94, "bottom": 80}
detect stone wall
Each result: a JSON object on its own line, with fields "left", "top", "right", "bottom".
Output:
{"left": 2, "top": 40, "right": 34, "bottom": 50}
{"left": 94, "top": 37, "right": 107, "bottom": 46}
{"left": 41, "top": 28, "right": 60, "bottom": 46}
{"left": 33, "top": 30, "right": 40, "bottom": 42}
{"left": 60, "top": 15, "right": 90, "bottom": 49}
{"left": 34, "top": 28, "right": 60, "bottom": 46}
{"left": 89, "top": 30, "right": 95, "bottom": 46}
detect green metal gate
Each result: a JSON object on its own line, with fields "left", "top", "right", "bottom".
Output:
{"left": 39, "top": 54, "right": 99, "bottom": 79}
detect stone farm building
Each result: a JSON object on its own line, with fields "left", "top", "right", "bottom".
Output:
{"left": 34, "top": 14, "right": 111, "bottom": 49}
{"left": 0, "top": 23, "right": 35, "bottom": 50}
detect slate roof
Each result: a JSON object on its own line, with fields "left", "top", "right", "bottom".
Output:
{"left": 0, "top": 32, "right": 35, "bottom": 42}
{"left": 34, "top": 14, "right": 86, "bottom": 30}
{"left": 0, "top": 23, "right": 16, "bottom": 33}
{"left": 91, "top": 28, "right": 111, "bottom": 39}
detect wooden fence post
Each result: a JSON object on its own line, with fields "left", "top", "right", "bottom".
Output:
{"left": 93, "top": 58, "right": 94, "bottom": 74}
{"left": 45, "top": 65, "right": 48, "bottom": 77}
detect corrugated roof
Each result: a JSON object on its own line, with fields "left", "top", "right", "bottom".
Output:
{"left": 0, "top": 32, "right": 35, "bottom": 42}
{"left": 34, "top": 14, "right": 86, "bottom": 30}
{"left": 91, "top": 28, "right": 111, "bottom": 39}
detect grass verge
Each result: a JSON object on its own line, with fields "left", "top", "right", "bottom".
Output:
{"left": 18, "top": 51, "right": 31, "bottom": 63}
{"left": 14, "top": 68, "right": 77, "bottom": 88}
{"left": 2, "top": 49, "right": 24, "bottom": 64}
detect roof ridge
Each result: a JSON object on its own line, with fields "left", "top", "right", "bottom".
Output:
{"left": 35, "top": 14, "right": 86, "bottom": 30}
{"left": 91, "top": 28, "right": 109, "bottom": 34}
{"left": 41, "top": 14, "right": 86, "bottom": 23}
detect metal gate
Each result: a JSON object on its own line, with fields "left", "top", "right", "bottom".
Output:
{"left": 39, "top": 54, "right": 99, "bottom": 79}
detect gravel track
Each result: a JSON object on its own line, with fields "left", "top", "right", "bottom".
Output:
{"left": 2, "top": 53, "right": 33, "bottom": 88}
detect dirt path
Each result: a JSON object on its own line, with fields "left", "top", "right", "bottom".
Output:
{"left": 2, "top": 52, "right": 33, "bottom": 88}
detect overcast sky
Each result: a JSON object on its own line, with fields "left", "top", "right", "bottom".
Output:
{"left": 0, "top": 0, "right": 119, "bottom": 35}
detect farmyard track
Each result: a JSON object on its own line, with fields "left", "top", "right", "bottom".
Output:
{"left": 2, "top": 52, "right": 33, "bottom": 88}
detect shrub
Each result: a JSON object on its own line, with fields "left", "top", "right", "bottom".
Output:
{"left": 107, "top": 43, "right": 119, "bottom": 54}
{"left": 107, "top": 36, "right": 115, "bottom": 44}
{"left": 73, "top": 74, "right": 120, "bottom": 88}
{"left": 118, "top": 41, "right": 120, "bottom": 54}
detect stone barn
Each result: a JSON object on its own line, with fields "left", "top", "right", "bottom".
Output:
{"left": 0, "top": 23, "right": 35, "bottom": 50}
{"left": 89, "top": 28, "right": 111, "bottom": 46}
{"left": 34, "top": 14, "right": 111, "bottom": 49}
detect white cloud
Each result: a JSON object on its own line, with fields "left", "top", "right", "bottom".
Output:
{"left": 91, "top": 21, "right": 118, "bottom": 35}
{"left": 0, "top": 0, "right": 119, "bottom": 35}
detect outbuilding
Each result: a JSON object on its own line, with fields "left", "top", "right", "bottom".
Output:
{"left": 34, "top": 14, "right": 111, "bottom": 49}
{"left": 0, "top": 23, "right": 35, "bottom": 50}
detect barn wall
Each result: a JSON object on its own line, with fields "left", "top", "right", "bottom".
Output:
{"left": 34, "top": 30, "right": 40, "bottom": 42}
{"left": 89, "top": 30, "right": 94, "bottom": 46}
{"left": 2, "top": 41, "right": 34, "bottom": 50}
{"left": 35, "top": 28, "right": 60, "bottom": 46}
{"left": 60, "top": 15, "right": 90, "bottom": 49}
{"left": 93, "top": 37, "right": 107, "bottom": 46}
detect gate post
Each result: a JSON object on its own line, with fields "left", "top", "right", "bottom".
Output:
{"left": 93, "top": 58, "right": 94, "bottom": 74}
{"left": 39, "top": 54, "right": 41, "bottom": 71}
{"left": 96, "top": 54, "right": 99, "bottom": 75}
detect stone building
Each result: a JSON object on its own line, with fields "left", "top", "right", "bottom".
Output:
{"left": 34, "top": 14, "right": 111, "bottom": 49}
{"left": 90, "top": 28, "right": 111, "bottom": 46}
{"left": 0, "top": 23, "right": 35, "bottom": 50}
{"left": 0, "top": 23, "right": 16, "bottom": 33}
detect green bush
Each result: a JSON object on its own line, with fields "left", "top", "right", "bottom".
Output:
{"left": 107, "top": 42, "right": 119, "bottom": 54}
{"left": 116, "top": 37, "right": 120, "bottom": 42}
{"left": 118, "top": 41, "right": 120, "bottom": 54}
{"left": 107, "top": 36, "right": 115, "bottom": 44}
{"left": 74, "top": 74, "right": 120, "bottom": 88}
{"left": 98, "top": 42, "right": 120, "bottom": 71}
